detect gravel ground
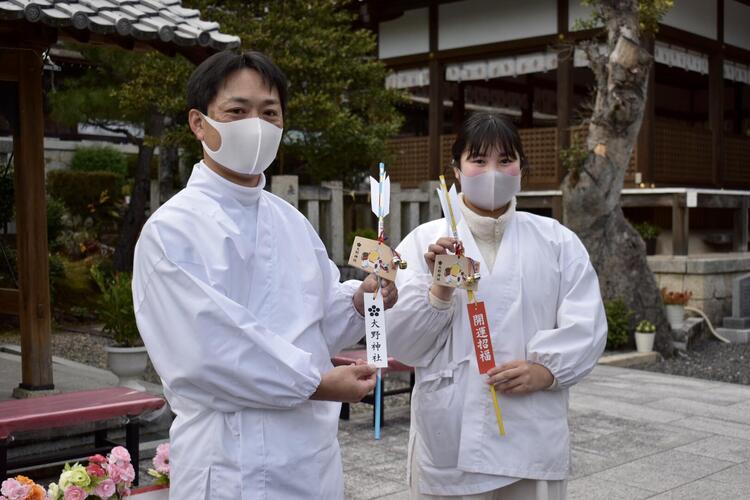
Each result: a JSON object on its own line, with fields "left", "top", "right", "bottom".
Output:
{"left": 631, "top": 338, "right": 750, "bottom": 385}
{"left": 0, "top": 325, "right": 161, "bottom": 384}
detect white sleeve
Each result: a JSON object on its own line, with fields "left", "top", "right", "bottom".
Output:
{"left": 385, "top": 227, "right": 455, "bottom": 367}
{"left": 133, "top": 233, "right": 321, "bottom": 413}
{"left": 526, "top": 245, "right": 607, "bottom": 389}
{"left": 311, "top": 224, "right": 366, "bottom": 355}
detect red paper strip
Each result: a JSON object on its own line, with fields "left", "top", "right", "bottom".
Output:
{"left": 467, "top": 301, "right": 495, "bottom": 374}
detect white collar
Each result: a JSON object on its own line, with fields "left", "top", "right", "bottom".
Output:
{"left": 188, "top": 161, "right": 265, "bottom": 207}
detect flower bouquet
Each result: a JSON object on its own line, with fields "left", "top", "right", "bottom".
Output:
{"left": 46, "top": 446, "right": 136, "bottom": 500}
{"left": 1, "top": 476, "right": 46, "bottom": 500}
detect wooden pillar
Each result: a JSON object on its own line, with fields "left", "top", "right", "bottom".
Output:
{"left": 637, "top": 37, "right": 655, "bottom": 184}
{"left": 710, "top": 0, "right": 725, "bottom": 187}
{"left": 428, "top": 1, "right": 443, "bottom": 180}
{"left": 672, "top": 194, "right": 689, "bottom": 256}
{"left": 556, "top": 0, "right": 572, "bottom": 183}
{"left": 733, "top": 81, "right": 744, "bottom": 135}
{"left": 521, "top": 76, "right": 535, "bottom": 128}
{"left": 452, "top": 82, "right": 465, "bottom": 133}
{"left": 13, "top": 48, "right": 53, "bottom": 391}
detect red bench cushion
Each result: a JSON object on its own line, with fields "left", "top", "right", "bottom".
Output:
{"left": 332, "top": 349, "right": 413, "bottom": 373}
{"left": 0, "top": 388, "right": 165, "bottom": 439}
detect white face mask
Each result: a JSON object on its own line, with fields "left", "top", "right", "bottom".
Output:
{"left": 201, "top": 114, "right": 283, "bottom": 175}
{"left": 459, "top": 169, "right": 521, "bottom": 211}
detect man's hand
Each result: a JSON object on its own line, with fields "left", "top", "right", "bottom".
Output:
{"left": 424, "top": 237, "right": 457, "bottom": 302}
{"left": 353, "top": 274, "right": 397, "bottom": 316}
{"left": 486, "top": 360, "right": 554, "bottom": 395}
{"left": 311, "top": 361, "right": 377, "bottom": 403}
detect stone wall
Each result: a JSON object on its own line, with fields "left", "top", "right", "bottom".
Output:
{"left": 648, "top": 253, "right": 750, "bottom": 328}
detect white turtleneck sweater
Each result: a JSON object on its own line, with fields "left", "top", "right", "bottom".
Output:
{"left": 428, "top": 196, "right": 516, "bottom": 309}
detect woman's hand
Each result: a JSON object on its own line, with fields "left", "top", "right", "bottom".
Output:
{"left": 425, "top": 237, "right": 457, "bottom": 302}
{"left": 486, "top": 360, "right": 554, "bottom": 395}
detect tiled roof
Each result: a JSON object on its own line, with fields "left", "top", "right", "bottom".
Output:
{"left": 0, "top": 0, "right": 241, "bottom": 51}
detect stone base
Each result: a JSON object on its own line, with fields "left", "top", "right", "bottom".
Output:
{"left": 598, "top": 351, "right": 660, "bottom": 367}
{"left": 12, "top": 386, "right": 60, "bottom": 399}
{"left": 671, "top": 317, "right": 707, "bottom": 351}
{"left": 722, "top": 317, "right": 750, "bottom": 329}
{"left": 715, "top": 328, "right": 750, "bottom": 344}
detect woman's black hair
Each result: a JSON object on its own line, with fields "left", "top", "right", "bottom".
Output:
{"left": 450, "top": 112, "right": 529, "bottom": 170}
{"left": 187, "top": 50, "right": 288, "bottom": 115}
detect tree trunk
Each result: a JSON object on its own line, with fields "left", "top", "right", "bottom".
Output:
{"left": 158, "top": 142, "right": 178, "bottom": 205}
{"left": 113, "top": 112, "right": 164, "bottom": 272}
{"left": 562, "top": 1, "right": 673, "bottom": 355}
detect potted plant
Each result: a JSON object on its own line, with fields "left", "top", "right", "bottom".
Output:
{"left": 91, "top": 266, "right": 148, "bottom": 388}
{"left": 634, "top": 222, "right": 661, "bottom": 255}
{"left": 634, "top": 320, "right": 656, "bottom": 352}
{"left": 661, "top": 287, "right": 693, "bottom": 330}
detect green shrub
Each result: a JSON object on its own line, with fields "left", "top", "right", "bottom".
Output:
{"left": 70, "top": 146, "right": 128, "bottom": 177}
{"left": 604, "top": 298, "right": 633, "bottom": 350}
{"left": 346, "top": 227, "right": 378, "bottom": 246}
{"left": 47, "top": 196, "right": 66, "bottom": 246}
{"left": 47, "top": 170, "right": 122, "bottom": 217}
{"left": 635, "top": 319, "right": 656, "bottom": 333}
{"left": 91, "top": 265, "right": 142, "bottom": 347}
{"left": 633, "top": 222, "right": 661, "bottom": 241}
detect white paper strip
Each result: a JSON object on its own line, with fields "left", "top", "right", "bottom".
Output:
{"left": 364, "top": 292, "right": 388, "bottom": 368}
{"left": 436, "top": 183, "right": 462, "bottom": 228}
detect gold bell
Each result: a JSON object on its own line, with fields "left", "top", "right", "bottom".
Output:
{"left": 392, "top": 256, "right": 408, "bottom": 270}
{"left": 465, "top": 272, "right": 481, "bottom": 284}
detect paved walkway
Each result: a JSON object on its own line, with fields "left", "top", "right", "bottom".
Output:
{"left": 3, "top": 349, "right": 750, "bottom": 499}
{"left": 341, "top": 364, "right": 750, "bottom": 500}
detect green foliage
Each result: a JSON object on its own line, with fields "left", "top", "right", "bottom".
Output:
{"left": 633, "top": 221, "right": 661, "bottom": 241}
{"left": 346, "top": 227, "right": 378, "bottom": 246}
{"left": 47, "top": 170, "right": 122, "bottom": 217}
{"left": 190, "top": 0, "right": 405, "bottom": 185}
{"left": 604, "top": 298, "right": 633, "bottom": 350}
{"left": 70, "top": 146, "right": 128, "bottom": 177}
{"left": 91, "top": 265, "right": 141, "bottom": 347}
{"left": 576, "top": 0, "right": 673, "bottom": 34}
{"left": 47, "top": 196, "right": 67, "bottom": 247}
{"left": 635, "top": 319, "right": 656, "bottom": 333}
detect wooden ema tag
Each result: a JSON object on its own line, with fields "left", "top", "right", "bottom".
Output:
{"left": 348, "top": 236, "right": 398, "bottom": 282}
{"left": 364, "top": 291, "right": 388, "bottom": 368}
{"left": 433, "top": 254, "right": 479, "bottom": 291}
{"left": 467, "top": 301, "right": 495, "bottom": 374}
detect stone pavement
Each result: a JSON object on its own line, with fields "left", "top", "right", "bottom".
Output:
{"left": 341, "top": 364, "right": 750, "bottom": 500}
{"left": 3, "top": 349, "right": 750, "bottom": 499}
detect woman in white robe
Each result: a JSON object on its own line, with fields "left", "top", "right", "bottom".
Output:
{"left": 387, "top": 112, "right": 607, "bottom": 499}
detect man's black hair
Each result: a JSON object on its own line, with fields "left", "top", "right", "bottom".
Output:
{"left": 450, "top": 112, "right": 529, "bottom": 170}
{"left": 187, "top": 50, "right": 288, "bottom": 115}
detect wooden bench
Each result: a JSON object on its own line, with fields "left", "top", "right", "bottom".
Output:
{"left": 332, "top": 349, "right": 414, "bottom": 426}
{"left": 0, "top": 387, "right": 164, "bottom": 485}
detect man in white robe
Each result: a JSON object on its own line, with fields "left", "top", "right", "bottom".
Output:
{"left": 132, "top": 50, "right": 396, "bottom": 500}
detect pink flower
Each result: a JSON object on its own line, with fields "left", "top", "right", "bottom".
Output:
{"left": 63, "top": 486, "right": 86, "bottom": 500}
{"left": 93, "top": 479, "right": 116, "bottom": 499}
{"left": 108, "top": 462, "right": 135, "bottom": 484}
{"left": 87, "top": 454, "right": 106, "bottom": 465}
{"left": 86, "top": 463, "right": 105, "bottom": 478}
{"left": 108, "top": 446, "right": 131, "bottom": 466}
{"left": 0, "top": 479, "right": 31, "bottom": 500}
{"left": 153, "top": 443, "right": 170, "bottom": 475}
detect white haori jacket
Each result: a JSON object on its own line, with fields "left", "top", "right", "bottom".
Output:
{"left": 133, "top": 163, "right": 364, "bottom": 500}
{"left": 387, "top": 210, "right": 607, "bottom": 496}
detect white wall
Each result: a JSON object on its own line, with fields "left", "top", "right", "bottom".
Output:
{"left": 725, "top": 0, "right": 750, "bottom": 50}
{"left": 438, "top": 0, "right": 556, "bottom": 50}
{"left": 378, "top": 7, "right": 429, "bottom": 59}
{"left": 662, "top": 0, "right": 717, "bottom": 40}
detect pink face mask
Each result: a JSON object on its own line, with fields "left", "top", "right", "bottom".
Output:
{"left": 459, "top": 168, "right": 521, "bottom": 211}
